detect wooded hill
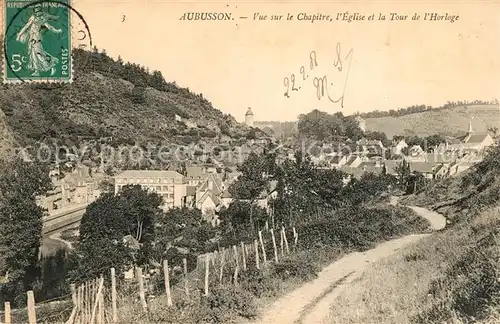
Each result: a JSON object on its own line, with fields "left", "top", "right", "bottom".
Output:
{"left": 0, "top": 48, "right": 256, "bottom": 158}
{"left": 364, "top": 104, "right": 500, "bottom": 139}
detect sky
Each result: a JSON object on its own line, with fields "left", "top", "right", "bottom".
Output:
{"left": 14, "top": 0, "right": 500, "bottom": 122}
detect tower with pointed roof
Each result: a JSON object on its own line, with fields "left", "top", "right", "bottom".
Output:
{"left": 245, "top": 107, "right": 254, "bottom": 127}
{"left": 468, "top": 119, "right": 474, "bottom": 136}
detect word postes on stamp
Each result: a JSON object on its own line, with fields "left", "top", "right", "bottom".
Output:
{"left": 3, "top": 0, "right": 91, "bottom": 84}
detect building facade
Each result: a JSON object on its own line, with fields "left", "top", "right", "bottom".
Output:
{"left": 115, "top": 170, "right": 187, "bottom": 210}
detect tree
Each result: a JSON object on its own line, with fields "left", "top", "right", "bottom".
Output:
{"left": 364, "top": 131, "right": 389, "bottom": 146}
{"left": 394, "top": 160, "right": 410, "bottom": 187}
{"left": 153, "top": 207, "right": 216, "bottom": 261}
{"left": 425, "top": 134, "right": 446, "bottom": 152}
{"left": 297, "top": 110, "right": 363, "bottom": 141}
{"left": 218, "top": 201, "right": 268, "bottom": 244}
{"left": 229, "top": 152, "right": 269, "bottom": 234}
{"left": 71, "top": 185, "right": 163, "bottom": 282}
{"left": 0, "top": 160, "right": 51, "bottom": 306}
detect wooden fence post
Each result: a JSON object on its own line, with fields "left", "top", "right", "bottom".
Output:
{"left": 258, "top": 231, "right": 267, "bottom": 264}
{"left": 136, "top": 267, "right": 148, "bottom": 312}
{"left": 254, "top": 239, "right": 260, "bottom": 270}
{"left": 110, "top": 268, "right": 118, "bottom": 323}
{"left": 99, "top": 285, "right": 105, "bottom": 324}
{"left": 244, "top": 244, "right": 249, "bottom": 258}
{"left": 240, "top": 241, "right": 247, "bottom": 271}
{"left": 280, "top": 228, "right": 284, "bottom": 256}
{"left": 90, "top": 276, "right": 105, "bottom": 324}
{"left": 163, "top": 260, "right": 173, "bottom": 307}
{"left": 219, "top": 249, "right": 225, "bottom": 282}
{"left": 70, "top": 284, "right": 76, "bottom": 305}
{"left": 233, "top": 263, "right": 239, "bottom": 286}
{"left": 4, "top": 302, "right": 11, "bottom": 324}
{"left": 293, "top": 227, "right": 298, "bottom": 248}
{"left": 66, "top": 284, "right": 77, "bottom": 324}
{"left": 27, "top": 291, "right": 36, "bottom": 324}
{"left": 97, "top": 276, "right": 104, "bottom": 324}
{"left": 233, "top": 245, "right": 239, "bottom": 270}
{"left": 204, "top": 255, "right": 210, "bottom": 296}
{"left": 283, "top": 227, "right": 290, "bottom": 254}
{"left": 270, "top": 228, "right": 279, "bottom": 263}
{"left": 90, "top": 279, "right": 95, "bottom": 321}
{"left": 86, "top": 281, "right": 90, "bottom": 323}
{"left": 183, "top": 258, "right": 189, "bottom": 297}
{"left": 78, "top": 284, "right": 85, "bottom": 324}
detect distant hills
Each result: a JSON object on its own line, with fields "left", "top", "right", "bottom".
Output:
{"left": 364, "top": 105, "right": 500, "bottom": 138}
{"left": 255, "top": 104, "right": 500, "bottom": 140}
{"left": 0, "top": 48, "right": 256, "bottom": 160}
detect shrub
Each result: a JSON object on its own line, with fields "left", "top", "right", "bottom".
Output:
{"left": 271, "top": 257, "right": 321, "bottom": 281}
{"left": 194, "top": 285, "right": 258, "bottom": 323}
{"left": 239, "top": 267, "right": 283, "bottom": 298}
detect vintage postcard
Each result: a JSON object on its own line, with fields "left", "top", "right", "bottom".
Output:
{"left": 0, "top": 0, "right": 499, "bottom": 323}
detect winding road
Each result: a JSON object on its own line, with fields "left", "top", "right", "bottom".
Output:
{"left": 255, "top": 201, "right": 447, "bottom": 324}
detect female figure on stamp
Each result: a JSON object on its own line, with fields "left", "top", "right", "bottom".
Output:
{"left": 15, "top": 4, "right": 62, "bottom": 76}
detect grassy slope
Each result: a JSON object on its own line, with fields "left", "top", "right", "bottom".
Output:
{"left": 327, "top": 144, "right": 500, "bottom": 324}
{"left": 327, "top": 207, "right": 500, "bottom": 324}
{"left": 0, "top": 109, "right": 17, "bottom": 160}
{"left": 109, "top": 204, "right": 430, "bottom": 324}
{"left": 365, "top": 105, "right": 500, "bottom": 138}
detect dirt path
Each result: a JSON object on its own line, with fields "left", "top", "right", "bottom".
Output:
{"left": 407, "top": 206, "right": 447, "bottom": 230}
{"left": 255, "top": 203, "right": 446, "bottom": 324}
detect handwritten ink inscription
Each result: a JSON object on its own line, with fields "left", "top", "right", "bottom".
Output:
{"left": 283, "top": 42, "right": 353, "bottom": 108}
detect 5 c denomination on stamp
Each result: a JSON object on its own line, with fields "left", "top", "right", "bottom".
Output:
{"left": 3, "top": 0, "right": 90, "bottom": 84}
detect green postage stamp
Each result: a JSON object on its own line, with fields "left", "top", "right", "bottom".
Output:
{"left": 3, "top": 0, "right": 72, "bottom": 83}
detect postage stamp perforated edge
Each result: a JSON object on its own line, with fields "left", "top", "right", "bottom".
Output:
{"left": 1, "top": 0, "right": 74, "bottom": 84}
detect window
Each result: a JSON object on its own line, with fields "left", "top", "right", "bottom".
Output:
{"left": 162, "top": 186, "right": 168, "bottom": 191}
{"left": 155, "top": 186, "right": 161, "bottom": 191}
{"left": 157, "top": 178, "right": 161, "bottom": 183}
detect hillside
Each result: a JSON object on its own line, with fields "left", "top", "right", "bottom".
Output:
{"left": 326, "top": 143, "right": 500, "bottom": 323}
{"left": 364, "top": 104, "right": 500, "bottom": 138}
{"left": 0, "top": 109, "right": 18, "bottom": 160}
{"left": 0, "top": 48, "right": 255, "bottom": 154}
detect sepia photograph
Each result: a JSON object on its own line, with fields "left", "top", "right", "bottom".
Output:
{"left": 0, "top": 0, "right": 499, "bottom": 323}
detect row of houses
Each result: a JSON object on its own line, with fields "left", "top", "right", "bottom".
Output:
{"left": 37, "top": 165, "right": 105, "bottom": 214}
{"left": 114, "top": 166, "right": 277, "bottom": 221}
{"left": 315, "top": 121, "right": 495, "bottom": 180}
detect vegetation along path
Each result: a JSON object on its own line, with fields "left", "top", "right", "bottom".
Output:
{"left": 255, "top": 203, "right": 447, "bottom": 324}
